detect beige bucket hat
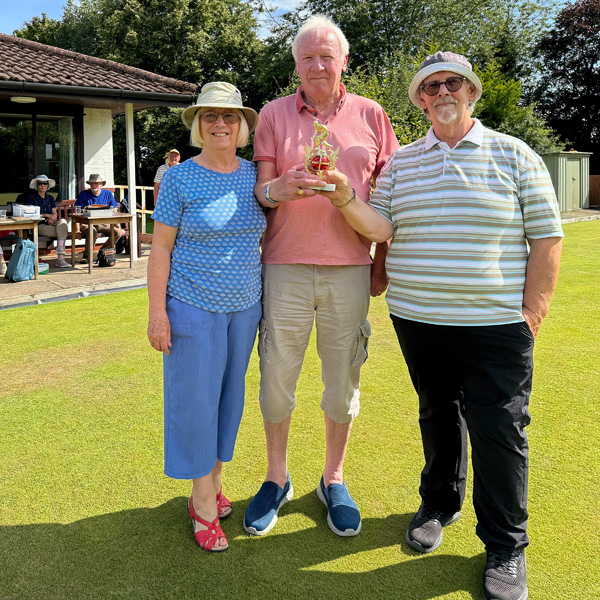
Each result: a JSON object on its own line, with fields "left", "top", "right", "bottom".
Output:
{"left": 30, "top": 174, "right": 56, "bottom": 189}
{"left": 86, "top": 174, "right": 107, "bottom": 185}
{"left": 408, "top": 51, "right": 483, "bottom": 109}
{"left": 182, "top": 82, "right": 258, "bottom": 133}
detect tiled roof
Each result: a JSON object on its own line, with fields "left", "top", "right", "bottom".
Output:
{"left": 0, "top": 33, "right": 196, "bottom": 96}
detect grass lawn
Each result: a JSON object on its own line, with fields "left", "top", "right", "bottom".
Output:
{"left": 1, "top": 220, "right": 599, "bottom": 600}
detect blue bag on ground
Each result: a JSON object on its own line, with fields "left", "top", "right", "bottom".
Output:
{"left": 5, "top": 238, "right": 36, "bottom": 282}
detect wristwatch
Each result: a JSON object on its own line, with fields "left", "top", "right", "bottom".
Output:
{"left": 264, "top": 184, "right": 279, "bottom": 205}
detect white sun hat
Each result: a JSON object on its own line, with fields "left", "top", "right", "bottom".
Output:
{"left": 181, "top": 82, "right": 258, "bottom": 133}
{"left": 408, "top": 51, "right": 483, "bottom": 109}
{"left": 29, "top": 174, "right": 56, "bottom": 189}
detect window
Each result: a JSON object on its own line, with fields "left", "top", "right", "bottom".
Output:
{"left": 0, "top": 115, "right": 76, "bottom": 204}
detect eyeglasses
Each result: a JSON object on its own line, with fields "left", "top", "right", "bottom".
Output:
{"left": 420, "top": 76, "right": 467, "bottom": 96}
{"left": 37, "top": 182, "right": 49, "bottom": 186}
{"left": 200, "top": 112, "right": 241, "bottom": 124}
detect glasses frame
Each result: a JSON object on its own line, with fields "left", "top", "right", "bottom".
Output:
{"left": 199, "top": 111, "right": 241, "bottom": 125}
{"left": 37, "top": 181, "right": 49, "bottom": 186}
{"left": 420, "top": 76, "right": 467, "bottom": 97}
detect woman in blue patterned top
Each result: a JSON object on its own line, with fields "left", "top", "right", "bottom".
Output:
{"left": 147, "top": 82, "right": 264, "bottom": 552}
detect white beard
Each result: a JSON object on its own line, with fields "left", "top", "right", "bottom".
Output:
{"left": 434, "top": 101, "right": 459, "bottom": 124}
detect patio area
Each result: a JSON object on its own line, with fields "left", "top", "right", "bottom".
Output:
{"left": 0, "top": 243, "right": 152, "bottom": 309}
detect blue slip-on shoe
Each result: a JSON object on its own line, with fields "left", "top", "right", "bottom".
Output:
{"left": 243, "top": 473, "right": 294, "bottom": 536}
{"left": 317, "top": 476, "right": 362, "bottom": 536}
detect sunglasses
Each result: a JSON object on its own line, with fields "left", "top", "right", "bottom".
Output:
{"left": 37, "top": 182, "right": 49, "bottom": 186}
{"left": 200, "top": 112, "right": 241, "bottom": 124}
{"left": 420, "top": 76, "right": 467, "bottom": 96}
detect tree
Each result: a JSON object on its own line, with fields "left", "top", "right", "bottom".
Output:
{"left": 473, "top": 62, "right": 562, "bottom": 153}
{"left": 12, "top": 13, "right": 62, "bottom": 44}
{"left": 14, "top": 1, "right": 103, "bottom": 55}
{"left": 535, "top": 0, "right": 600, "bottom": 172}
{"left": 257, "top": 0, "right": 556, "bottom": 83}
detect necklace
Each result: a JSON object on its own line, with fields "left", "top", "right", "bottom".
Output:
{"left": 197, "top": 154, "right": 239, "bottom": 173}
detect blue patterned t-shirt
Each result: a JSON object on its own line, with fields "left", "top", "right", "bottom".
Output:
{"left": 152, "top": 157, "right": 266, "bottom": 313}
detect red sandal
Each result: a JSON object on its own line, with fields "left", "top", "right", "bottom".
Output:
{"left": 216, "top": 487, "right": 233, "bottom": 519}
{"left": 188, "top": 497, "right": 228, "bottom": 552}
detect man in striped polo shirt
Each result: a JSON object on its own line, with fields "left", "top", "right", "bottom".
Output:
{"left": 320, "top": 52, "right": 563, "bottom": 600}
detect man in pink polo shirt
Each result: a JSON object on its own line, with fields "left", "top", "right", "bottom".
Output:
{"left": 244, "top": 14, "right": 399, "bottom": 538}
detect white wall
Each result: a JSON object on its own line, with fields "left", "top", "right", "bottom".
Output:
{"left": 83, "top": 108, "right": 114, "bottom": 186}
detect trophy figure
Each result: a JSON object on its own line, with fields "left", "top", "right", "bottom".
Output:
{"left": 304, "top": 121, "right": 339, "bottom": 191}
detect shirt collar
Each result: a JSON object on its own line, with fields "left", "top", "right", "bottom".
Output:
{"left": 295, "top": 83, "right": 347, "bottom": 116}
{"left": 425, "top": 118, "right": 484, "bottom": 150}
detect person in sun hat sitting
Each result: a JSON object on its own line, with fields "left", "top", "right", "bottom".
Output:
{"left": 74, "top": 174, "right": 125, "bottom": 264}
{"left": 24, "top": 174, "right": 70, "bottom": 268}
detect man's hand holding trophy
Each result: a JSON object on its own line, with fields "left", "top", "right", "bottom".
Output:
{"left": 304, "top": 121, "right": 340, "bottom": 192}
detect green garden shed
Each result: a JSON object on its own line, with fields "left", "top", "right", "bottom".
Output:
{"left": 541, "top": 151, "right": 592, "bottom": 211}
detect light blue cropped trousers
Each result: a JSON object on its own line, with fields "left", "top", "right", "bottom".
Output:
{"left": 163, "top": 295, "right": 261, "bottom": 479}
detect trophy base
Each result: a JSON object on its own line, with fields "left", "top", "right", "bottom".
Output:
{"left": 306, "top": 183, "right": 336, "bottom": 192}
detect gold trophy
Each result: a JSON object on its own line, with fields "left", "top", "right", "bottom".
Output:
{"left": 304, "top": 121, "right": 339, "bottom": 191}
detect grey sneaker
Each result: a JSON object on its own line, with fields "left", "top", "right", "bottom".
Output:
{"left": 483, "top": 547, "right": 528, "bottom": 600}
{"left": 56, "top": 255, "right": 70, "bottom": 268}
{"left": 406, "top": 502, "right": 461, "bottom": 553}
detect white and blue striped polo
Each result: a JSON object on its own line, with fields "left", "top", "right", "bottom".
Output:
{"left": 369, "top": 119, "right": 564, "bottom": 326}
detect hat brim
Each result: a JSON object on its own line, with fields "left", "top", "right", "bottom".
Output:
{"left": 86, "top": 180, "right": 106, "bottom": 185}
{"left": 408, "top": 63, "right": 482, "bottom": 109}
{"left": 30, "top": 178, "right": 56, "bottom": 189}
{"left": 182, "top": 104, "right": 258, "bottom": 135}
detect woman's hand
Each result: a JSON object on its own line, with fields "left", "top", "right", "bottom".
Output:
{"left": 147, "top": 312, "right": 172, "bottom": 355}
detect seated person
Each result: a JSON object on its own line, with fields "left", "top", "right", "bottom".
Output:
{"left": 25, "top": 174, "right": 70, "bottom": 268}
{"left": 0, "top": 236, "right": 8, "bottom": 277}
{"left": 75, "top": 173, "right": 125, "bottom": 264}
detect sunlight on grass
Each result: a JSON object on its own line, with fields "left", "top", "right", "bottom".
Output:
{"left": 1, "top": 221, "right": 599, "bottom": 599}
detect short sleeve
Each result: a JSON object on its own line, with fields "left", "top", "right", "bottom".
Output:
{"left": 152, "top": 167, "right": 184, "bottom": 228}
{"left": 374, "top": 109, "right": 400, "bottom": 178}
{"left": 252, "top": 105, "right": 277, "bottom": 163}
{"left": 154, "top": 165, "right": 166, "bottom": 183}
{"left": 368, "top": 154, "right": 395, "bottom": 223}
{"left": 519, "top": 154, "right": 564, "bottom": 240}
{"left": 75, "top": 192, "right": 86, "bottom": 208}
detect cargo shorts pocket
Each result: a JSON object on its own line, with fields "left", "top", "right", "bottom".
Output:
{"left": 351, "top": 319, "right": 371, "bottom": 367}
{"left": 257, "top": 317, "right": 270, "bottom": 362}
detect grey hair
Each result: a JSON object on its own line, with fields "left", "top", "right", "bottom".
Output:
{"left": 291, "top": 14, "right": 349, "bottom": 60}
{"left": 190, "top": 108, "right": 250, "bottom": 149}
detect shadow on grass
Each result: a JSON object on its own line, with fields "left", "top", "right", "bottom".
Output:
{"left": 2, "top": 491, "right": 485, "bottom": 600}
